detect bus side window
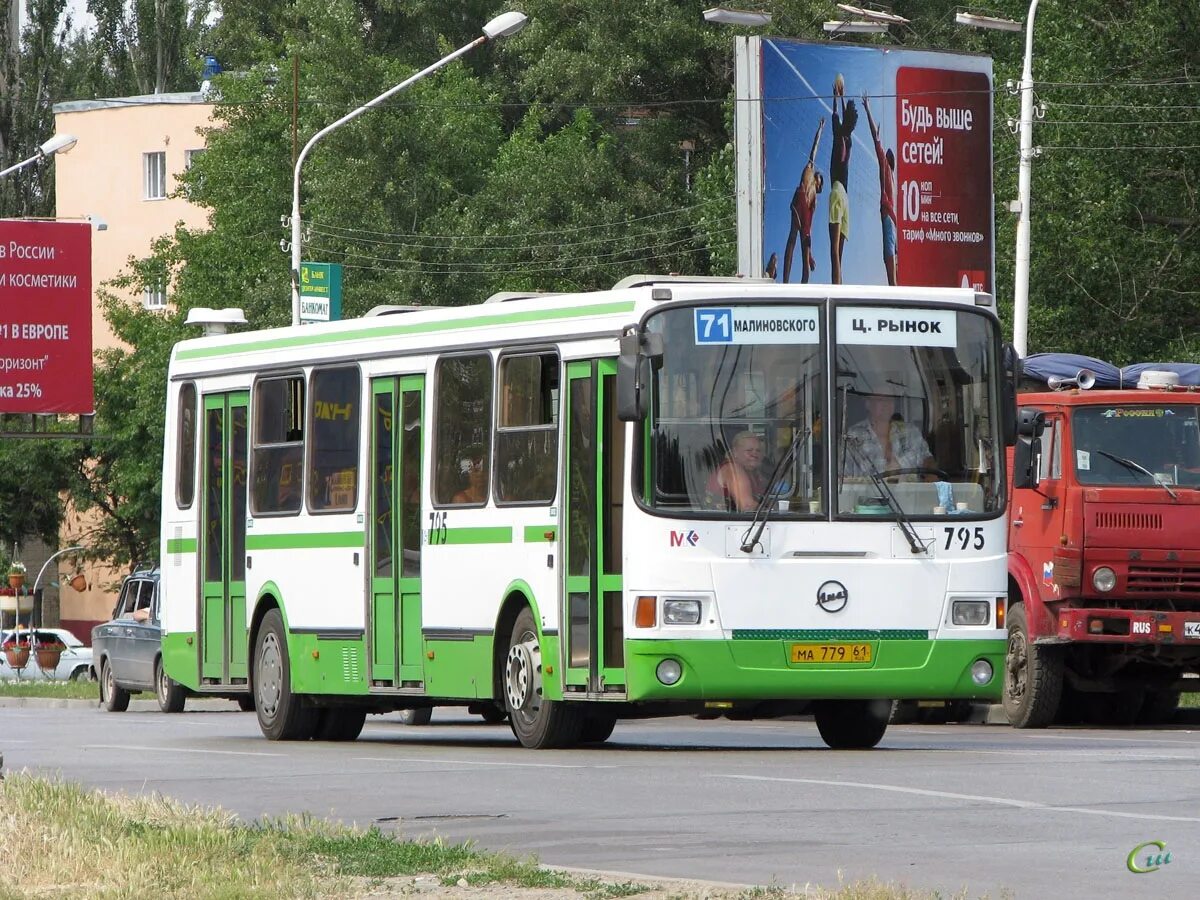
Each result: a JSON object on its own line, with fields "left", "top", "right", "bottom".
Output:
{"left": 496, "top": 352, "right": 558, "bottom": 505}
{"left": 251, "top": 375, "right": 305, "bottom": 515}
{"left": 308, "top": 366, "right": 361, "bottom": 512}
{"left": 434, "top": 353, "right": 493, "bottom": 506}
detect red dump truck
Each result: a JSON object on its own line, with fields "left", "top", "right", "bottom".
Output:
{"left": 1005, "top": 358, "right": 1200, "bottom": 726}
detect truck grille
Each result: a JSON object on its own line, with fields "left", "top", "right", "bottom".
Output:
{"left": 1094, "top": 511, "right": 1163, "bottom": 531}
{"left": 1127, "top": 564, "right": 1200, "bottom": 596}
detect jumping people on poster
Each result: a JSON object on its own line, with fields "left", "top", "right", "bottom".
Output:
{"left": 862, "top": 93, "right": 898, "bottom": 286}
{"left": 782, "top": 118, "right": 825, "bottom": 283}
{"left": 828, "top": 75, "right": 857, "bottom": 285}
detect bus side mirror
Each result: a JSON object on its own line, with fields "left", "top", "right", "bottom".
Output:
{"left": 616, "top": 328, "right": 662, "bottom": 422}
{"left": 1002, "top": 343, "right": 1021, "bottom": 446}
{"left": 1012, "top": 409, "right": 1045, "bottom": 489}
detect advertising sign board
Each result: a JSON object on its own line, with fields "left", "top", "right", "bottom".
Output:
{"left": 0, "top": 220, "right": 93, "bottom": 414}
{"left": 735, "top": 38, "right": 993, "bottom": 293}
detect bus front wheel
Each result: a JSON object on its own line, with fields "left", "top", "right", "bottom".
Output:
{"left": 812, "top": 699, "right": 891, "bottom": 749}
{"left": 254, "top": 608, "right": 319, "bottom": 740}
{"left": 504, "top": 608, "right": 583, "bottom": 749}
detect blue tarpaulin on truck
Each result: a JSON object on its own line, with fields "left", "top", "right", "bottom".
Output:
{"left": 1023, "top": 353, "right": 1200, "bottom": 389}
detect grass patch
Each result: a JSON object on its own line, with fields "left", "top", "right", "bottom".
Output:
{"left": 0, "top": 678, "right": 98, "bottom": 700}
{"left": 0, "top": 774, "right": 999, "bottom": 899}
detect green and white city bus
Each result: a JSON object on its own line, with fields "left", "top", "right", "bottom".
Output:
{"left": 160, "top": 277, "right": 1016, "bottom": 749}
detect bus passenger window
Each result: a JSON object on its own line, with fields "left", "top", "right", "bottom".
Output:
{"left": 309, "top": 366, "right": 361, "bottom": 512}
{"left": 435, "top": 354, "right": 493, "bottom": 506}
{"left": 496, "top": 352, "right": 558, "bottom": 504}
{"left": 251, "top": 375, "right": 305, "bottom": 515}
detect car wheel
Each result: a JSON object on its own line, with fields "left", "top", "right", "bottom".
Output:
{"left": 100, "top": 659, "right": 130, "bottom": 713}
{"left": 155, "top": 657, "right": 186, "bottom": 713}
{"left": 253, "top": 608, "right": 318, "bottom": 740}
{"left": 504, "top": 607, "right": 584, "bottom": 749}
{"left": 398, "top": 707, "right": 432, "bottom": 726}
{"left": 69, "top": 666, "right": 91, "bottom": 682}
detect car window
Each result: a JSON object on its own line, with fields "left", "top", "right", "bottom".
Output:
{"left": 55, "top": 630, "right": 84, "bottom": 647}
{"left": 115, "top": 580, "right": 136, "bottom": 619}
{"left": 149, "top": 581, "right": 161, "bottom": 621}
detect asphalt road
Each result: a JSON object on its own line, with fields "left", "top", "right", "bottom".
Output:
{"left": 3, "top": 699, "right": 1198, "bottom": 898}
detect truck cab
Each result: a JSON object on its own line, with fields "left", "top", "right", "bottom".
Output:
{"left": 1005, "top": 366, "right": 1200, "bottom": 726}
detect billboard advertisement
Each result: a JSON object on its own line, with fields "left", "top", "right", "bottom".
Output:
{"left": 0, "top": 220, "right": 93, "bottom": 414}
{"left": 735, "top": 38, "right": 993, "bottom": 293}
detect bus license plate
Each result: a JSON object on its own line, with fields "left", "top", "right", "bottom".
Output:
{"left": 790, "top": 642, "right": 872, "bottom": 664}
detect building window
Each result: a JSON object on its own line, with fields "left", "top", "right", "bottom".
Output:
{"left": 143, "top": 284, "right": 166, "bottom": 309}
{"left": 143, "top": 151, "right": 166, "bottom": 200}
{"left": 185, "top": 149, "right": 205, "bottom": 168}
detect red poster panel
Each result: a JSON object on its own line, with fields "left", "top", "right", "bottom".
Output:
{"left": 0, "top": 220, "right": 94, "bottom": 414}
{"left": 894, "top": 67, "right": 994, "bottom": 292}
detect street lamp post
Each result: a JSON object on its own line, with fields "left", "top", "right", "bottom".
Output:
{"left": 289, "top": 11, "right": 528, "bottom": 327}
{"left": 957, "top": 3, "right": 1040, "bottom": 357}
{"left": 0, "top": 133, "right": 78, "bottom": 179}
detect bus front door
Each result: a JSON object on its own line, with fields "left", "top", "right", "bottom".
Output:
{"left": 563, "top": 360, "right": 625, "bottom": 696}
{"left": 368, "top": 376, "right": 426, "bottom": 687}
{"left": 200, "top": 392, "right": 249, "bottom": 684}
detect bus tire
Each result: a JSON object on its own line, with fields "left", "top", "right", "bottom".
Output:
{"left": 314, "top": 707, "right": 366, "bottom": 741}
{"left": 889, "top": 700, "right": 919, "bottom": 724}
{"left": 813, "top": 699, "right": 890, "bottom": 749}
{"left": 398, "top": 707, "right": 432, "bottom": 726}
{"left": 254, "top": 608, "right": 318, "bottom": 740}
{"left": 237, "top": 693, "right": 256, "bottom": 712}
{"left": 155, "top": 657, "right": 186, "bottom": 713}
{"left": 504, "top": 607, "right": 583, "bottom": 749}
{"left": 1138, "top": 690, "right": 1180, "bottom": 725}
{"left": 99, "top": 659, "right": 130, "bottom": 713}
{"left": 1003, "top": 603, "right": 1063, "bottom": 728}
{"left": 580, "top": 712, "right": 617, "bottom": 744}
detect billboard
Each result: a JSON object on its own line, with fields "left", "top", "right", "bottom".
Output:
{"left": 0, "top": 220, "right": 93, "bottom": 414}
{"left": 735, "top": 38, "right": 993, "bottom": 293}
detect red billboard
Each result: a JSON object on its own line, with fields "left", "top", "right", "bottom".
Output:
{"left": 0, "top": 220, "right": 93, "bottom": 414}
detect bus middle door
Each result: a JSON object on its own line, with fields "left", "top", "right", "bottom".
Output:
{"left": 563, "top": 360, "right": 625, "bottom": 697}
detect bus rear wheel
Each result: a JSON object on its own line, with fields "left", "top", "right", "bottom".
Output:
{"left": 254, "top": 608, "right": 318, "bottom": 740}
{"left": 314, "top": 707, "right": 366, "bottom": 741}
{"left": 813, "top": 699, "right": 890, "bottom": 749}
{"left": 504, "top": 608, "right": 583, "bottom": 749}
{"left": 1003, "top": 603, "right": 1063, "bottom": 728}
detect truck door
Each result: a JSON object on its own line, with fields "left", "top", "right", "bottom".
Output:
{"left": 1011, "top": 412, "right": 1066, "bottom": 608}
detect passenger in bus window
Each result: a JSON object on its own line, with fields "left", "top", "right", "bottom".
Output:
{"left": 843, "top": 394, "right": 934, "bottom": 479}
{"left": 453, "top": 449, "right": 487, "bottom": 504}
{"left": 706, "top": 430, "right": 768, "bottom": 511}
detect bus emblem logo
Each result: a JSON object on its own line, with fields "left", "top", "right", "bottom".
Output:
{"left": 670, "top": 529, "right": 700, "bottom": 547}
{"left": 816, "top": 580, "right": 848, "bottom": 613}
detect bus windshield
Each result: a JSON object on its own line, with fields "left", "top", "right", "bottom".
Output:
{"left": 642, "top": 302, "right": 1004, "bottom": 518}
{"left": 1072, "top": 404, "right": 1200, "bottom": 488}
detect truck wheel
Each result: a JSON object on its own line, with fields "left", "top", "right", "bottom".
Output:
{"left": 813, "top": 699, "right": 891, "bottom": 749}
{"left": 1003, "top": 603, "right": 1063, "bottom": 728}
{"left": 155, "top": 657, "right": 187, "bottom": 713}
{"left": 504, "top": 607, "right": 583, "bottom": 749}
{"left": 1138, "top": 690, "right": 1180, "bottom": 725}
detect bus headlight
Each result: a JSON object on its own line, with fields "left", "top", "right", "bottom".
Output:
{"left": 971, "top": 659, "right": 993, "bottom": 685}
{"left": 952, "top": 600, "right": 991, "bottom": 626}
{"left": 663, "top": 598, "right": 701, "bottom": 625}
{"left": 656, "top": 659, "right": 683, "bottom": 685}
{"left": 1092, "top": 567, "right": 1117, "bottom": 593}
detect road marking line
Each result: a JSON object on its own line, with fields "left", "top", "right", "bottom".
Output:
{"left": 716, "top": 774, "right": 1200, "bottom": 823}
{"left": 86, "top": 744, "right": 284, "bottom": 758}
{"left": 354, "top": 756, "right": 606, "bottom": 769}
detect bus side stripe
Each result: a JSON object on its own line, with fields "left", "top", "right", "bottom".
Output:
{"left": 246, "top": 532, "right": 364, "bottom": 550}
{"left": 444, "top": 527, "right": 513, "bottom": 545}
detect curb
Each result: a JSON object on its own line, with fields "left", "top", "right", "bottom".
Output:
{"left": 0, "top": 696, "right": 243, "bottom": 710}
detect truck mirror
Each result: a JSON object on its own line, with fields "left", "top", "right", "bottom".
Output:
{"left": 1017, "top": 407, "right": 1045, "bottom": 437}
{"left": 1012, "top": 435, "right": 1042, "bottom": 489}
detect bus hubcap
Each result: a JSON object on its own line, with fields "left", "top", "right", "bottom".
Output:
{"left": 258, "top": 632, "right": 283, "bottom": 717}
{"left": 505, "top": 638, "right": 540, "bottom": 713}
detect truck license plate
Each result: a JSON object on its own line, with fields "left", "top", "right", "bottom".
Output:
{"left": 1184, "top": 622, "right": 1200, "bottom": 639}
{"left": 790, "top": 642, "right": 872, "bottom": 663}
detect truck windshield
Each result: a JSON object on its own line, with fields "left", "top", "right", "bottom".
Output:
{"left": 1072, "top": 404, "right": 1200, "bottom": 487}
{"left": 640, "top": 302, "right": 1004, "bottom": 518}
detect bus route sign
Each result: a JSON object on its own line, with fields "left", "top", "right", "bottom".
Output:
{"left": 299, "top": 262, "right": 343, "bottom": 324}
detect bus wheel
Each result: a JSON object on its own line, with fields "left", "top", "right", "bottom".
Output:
{"left": 254, "top": 608, "right": 318, "bottom": 741}
{"left": 155, "top": 657, "right": 186, "bottom": 713}
{"left": 580, "top": 712, "right": 617, "bottom": 744}
{"left": 504, "top": 607, "right": 583, "bottom": 749}
{"left": 100, "top": 659, "right": 130, "bottom": 713}
{"left": 314, "top": 707, "right": 366, "bottom": 741}
{"left": 237, "top": 694, "right": 255, "bottom": 712}
{"left": 1003, "top": 603, "right": 1063, "bottom": 728}
{"left": 398, "top": 707, "right": 432, "bottom": 725}
{"left": 812, "top": 699, "right": 890, "bottom": 749}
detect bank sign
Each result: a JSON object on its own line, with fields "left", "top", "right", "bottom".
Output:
{"left": 0, "top": 220, "right": 93, "bottom": 414}
{"left": 299, "top": 262, "right": 343, "bottom": 324}
{"left": 734, "top": 38, "right": 994, "bottom": 293}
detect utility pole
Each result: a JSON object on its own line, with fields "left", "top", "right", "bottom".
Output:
{"left": 1011, "top": 0, "right": 1041, "bottom": 359}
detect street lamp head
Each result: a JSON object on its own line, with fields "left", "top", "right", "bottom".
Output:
{"left": 483, "top": 11, "right": 529, "bottom": 40}
{"left": 955, "top": 11, "right": 1023, "bottom": 32}
{"left": 39, "top": 133, "right": 78, "bottom": 157}
{"left": 703, "top": 8, "right": 773, "bottom": 26}
{"left": 823, "top": 20, "right": 889, "bottom": 34}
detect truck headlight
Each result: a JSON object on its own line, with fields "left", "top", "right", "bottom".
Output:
{"left": 952, "top": 600, "right": 991, "bottom": 626}
{"left": 663, "top": 598, "right": 701, "bottom": 625}
{"left": 1092, "top": 567, "right": 1116, "bottom": 592}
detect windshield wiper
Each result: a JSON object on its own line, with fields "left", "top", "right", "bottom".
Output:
{"left": 740, "top": 427, "right": 812, "bottom": 554}
{"left": 844, "top": 439, "right": 929, "bottom": 554}
{"left": 1095, "top": 450, "right": 1178, "bottom": 500}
